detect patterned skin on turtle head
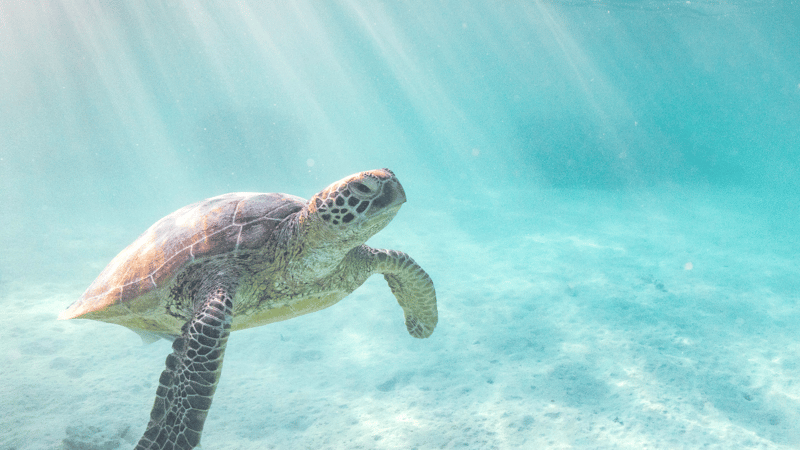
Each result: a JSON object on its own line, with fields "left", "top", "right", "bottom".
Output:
{"left": 304, "top": 167, "right": 397, "bottom": 229}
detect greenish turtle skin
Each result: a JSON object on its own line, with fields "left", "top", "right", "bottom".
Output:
{"left": 59, "top": 168, "right": 438, "bottom": 450}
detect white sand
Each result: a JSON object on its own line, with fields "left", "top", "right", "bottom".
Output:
{"left": 3, "top": 186, "right": 799, "bottom": 449}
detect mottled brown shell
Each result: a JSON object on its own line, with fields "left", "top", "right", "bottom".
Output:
{"left": 59, "top": 192, "right": 305, "bottom": 320}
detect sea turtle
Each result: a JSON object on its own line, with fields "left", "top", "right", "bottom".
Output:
{"left": 59, "top": 168, "right": 438, "bottom": 450}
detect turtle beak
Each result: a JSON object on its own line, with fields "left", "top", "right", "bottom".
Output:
{"left": 370, "top": 170, "right": 406, "bottom": 214}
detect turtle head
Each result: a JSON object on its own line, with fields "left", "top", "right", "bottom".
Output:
{"left": 307, "top": 168, "right": 406, "bottom": 245}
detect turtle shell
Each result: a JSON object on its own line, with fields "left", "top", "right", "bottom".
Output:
{"left": 59, "top": 192, "right": 305, "bottom": 321}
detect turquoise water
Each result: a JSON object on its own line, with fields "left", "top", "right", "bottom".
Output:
{"left": 2, "top": 1, "right": 799, "bottom": 449}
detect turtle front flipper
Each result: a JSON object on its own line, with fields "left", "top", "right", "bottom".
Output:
{"left": 135, "top": 287, "right": 234, "bottom": 450}
{"left": 372, "top": 248, "right": 438, "bottom": 338}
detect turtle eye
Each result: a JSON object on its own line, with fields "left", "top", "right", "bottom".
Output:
{"left": 352, "top": 182, "right": 372, "bottom": 194}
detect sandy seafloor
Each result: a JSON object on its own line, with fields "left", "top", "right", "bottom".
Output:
{"left": 3, "top": 186, "right": 800, "bottom": 450}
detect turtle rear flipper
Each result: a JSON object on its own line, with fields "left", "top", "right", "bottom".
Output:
{"left": 374, "top": 249, "right": 438, "bottom": 339}
{"left": 135, "top": 287, "right": 233, "bottom": 450}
